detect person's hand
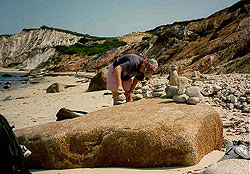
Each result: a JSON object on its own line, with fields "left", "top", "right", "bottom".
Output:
{"left": 117, "top": 86, "right": 125, "bottom": 94}
{"left": 126, "top": 91, "right": 133, "bottom": 102}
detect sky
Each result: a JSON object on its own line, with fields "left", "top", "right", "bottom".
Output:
{"left": 0, "top": 0, "right": 240, "bottom": 37}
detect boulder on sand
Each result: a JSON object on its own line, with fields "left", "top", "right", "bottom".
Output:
{"left": 87, "top": 69, "right": 107, "bottom": 92}
{"left": 46, "top": 83, "right": 65, "bottom": 93}
{"left": 16, "top": 98, "right": 222, "bottom": 169}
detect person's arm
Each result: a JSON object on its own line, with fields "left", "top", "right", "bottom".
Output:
{"left": 114, "top": 65, "right": 124, "bottom": 91}
{"left": 130, "top": 78, "right": 139, "bottom": 92}
{"left": 126, "top": 78, "right": 139, "bottom": 102}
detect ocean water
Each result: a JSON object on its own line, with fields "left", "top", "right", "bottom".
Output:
{"left": 0, "top": 72, "right": 30, "bottom": 90}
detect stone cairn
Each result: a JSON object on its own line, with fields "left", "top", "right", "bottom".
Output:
{"left": 166, "top": 67, "right": 204, "bottom": 105}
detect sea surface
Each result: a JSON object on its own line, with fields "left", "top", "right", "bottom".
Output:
{"left": 0, "top": 72, "right": 30, "bottom": 90}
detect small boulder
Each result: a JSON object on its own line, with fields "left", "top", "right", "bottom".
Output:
{"left": 46, "top": 83, "right": 65, "bottom": 93}
{"left": 87, "top": 69, "right": 107, "bottom": 92}
{"left": 166, "top": 86, "right": 178, "bottom": 98}
{"left": 56, "top": 108, "right": 81, "bottom": 121}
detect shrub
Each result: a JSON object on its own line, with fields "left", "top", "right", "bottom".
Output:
{"left": 56, "top": 38, "right": 127, "bottom": 56}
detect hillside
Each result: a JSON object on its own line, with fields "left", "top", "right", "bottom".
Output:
{"left": 0, "top": 0, "right": 249, "bottom": 75}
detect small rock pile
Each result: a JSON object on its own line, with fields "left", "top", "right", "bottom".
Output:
{"left": 202, "top": 74, "right": 250, "bottom": 113}
{"left": 165, "top": 68, "right": 204, "bottom": 105}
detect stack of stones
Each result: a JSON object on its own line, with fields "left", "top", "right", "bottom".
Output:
{"left": 152, "top": 84, "right": 165, "bottom": 97}
{"left": 166, "top": 66, "right": 204, "bottom": 105}
{"left": 141, "top": 80, "right": 152, "bottom": 98}
{"left": 133, "top": 83, "right": 144, "bottom": 101}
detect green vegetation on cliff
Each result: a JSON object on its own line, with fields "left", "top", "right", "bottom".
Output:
{"left": 55, "top": 38, "right": 127, "bottom": 56}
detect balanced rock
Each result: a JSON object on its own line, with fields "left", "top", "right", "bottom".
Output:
{"left": 177, "top": 76, "right": 190, "bottom": 94}
{"left": 166, "top": 86, "right": 178, "bottom": 98}
{"left": 46, "top": 83, "right": 65, "bottom": 93}
{"left": 185, "top": 86, "right": 204, "bottom": 102}
{"left": 169, "top": 65, "right": 178, "bottom": 86}
{"left": 16, "top": 98, "right": 222, "bottom": 169}
{"left": 201, "top": 159, "right": 249, "bottom": 174}
{"left": 87, "top": 69, "right": 107, "bottom": 92}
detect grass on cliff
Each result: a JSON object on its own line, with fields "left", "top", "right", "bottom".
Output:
{"left": 56, "top": 38, "right": 127, "bottom": 56}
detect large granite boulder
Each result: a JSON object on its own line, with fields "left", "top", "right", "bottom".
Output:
{"left": 87, "top": 69, "right": 107, "bottom": 92}
{"left": 16, "top": 98, "right": 222, "bottom": 169}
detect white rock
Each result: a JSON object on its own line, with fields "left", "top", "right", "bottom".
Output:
{"left": 133, "top": 94, "right": 143, "bottom": 101}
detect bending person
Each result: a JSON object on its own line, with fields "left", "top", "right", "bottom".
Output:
{"left": 107, "top": 54, "right": 158, "bottom": 105}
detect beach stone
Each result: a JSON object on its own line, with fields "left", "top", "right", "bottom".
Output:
{"left": 201, "top": 159, "right": 249, "bottom": 174}
{"left": 242, "top": 105, "right": 250, "bottom": 113}
{"left": 46, "top": 83, "right": 65, "bottom": 93}
{"left": 134, "top": 89, "right": 143, "bottom": 94}
{"left": 173, "top": 94, "right": 189, "bottom": 103}
{"left": 185, "top": 86, "right": 201, "bottom": 97}
{"left": 187, "top": 97, "right": 200, "bottom": 105}
{"left": 56, "top": 108, "right": 81, "bottom": 121}
{"left": 16, "top": 98, "right": 223, "bottom": 169}
{"left": 133, "top": 94, "right": 143, "bottom": 101}
{"left": 166, "top": 86, "right": 178, "bottom": 98}
{"left": 87, "top": 69, "right": 107, "bottom": 92}
{"left": 177, "top": 76, "right": 190, "bottom": 94}
{"left": 152, "top": 91, "right": 163, "bottom": 97}
{"left": 141, "top": 86, "right": 150, "bottom": 92}
{"left": 169, "top": 66, "right": 178, "bottom": 86}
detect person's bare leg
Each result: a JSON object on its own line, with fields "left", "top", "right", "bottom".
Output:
{"left": 112, "top": 92, "right": 119, "bottom": 105}
{"left": 125, "top": 91, "right": 133, "bottom": 102}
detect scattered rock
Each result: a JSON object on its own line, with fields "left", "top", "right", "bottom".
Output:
{"left": 201, "top": 159, "right": 249, "bottom": 174}
{"left": 3, "top": 96, "right": 12, "bottom": 101}
{"left": 46, "top": 83, "right": 65, "bottom": 93}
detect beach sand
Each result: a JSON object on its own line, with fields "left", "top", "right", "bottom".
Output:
{"left": 0, "top": 73, "right": 224, "bottom": 174}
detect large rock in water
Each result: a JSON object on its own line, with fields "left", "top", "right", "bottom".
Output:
{"left": 87, "top": 69, "right": 107, "bottom": 92}
{"left": 15, "top": 98, "right": 222, "bottom": 169}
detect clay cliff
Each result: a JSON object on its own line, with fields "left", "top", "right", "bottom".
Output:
{"left": 0, "top": 0, "right": 249, "bottom": 74}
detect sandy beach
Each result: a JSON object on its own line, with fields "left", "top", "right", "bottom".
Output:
{"left": 0, "top": 72, "right": 225, "bottom": 174}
